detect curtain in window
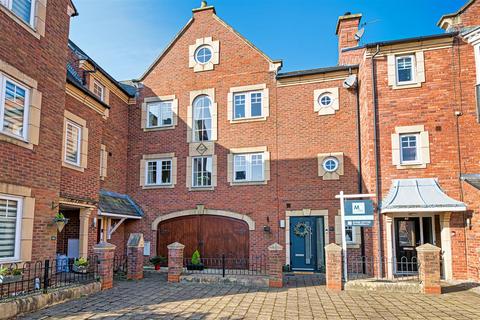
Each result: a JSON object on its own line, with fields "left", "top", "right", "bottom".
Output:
{"left": 0, "top": 198, "right": 18, "bottom": 259}
{"left": 12, "top": 0, "right": 32, "bottom": 24}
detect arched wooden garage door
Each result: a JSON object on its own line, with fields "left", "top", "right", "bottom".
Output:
{"left": 157, "top": 215, "right": 249, "bottom": 260}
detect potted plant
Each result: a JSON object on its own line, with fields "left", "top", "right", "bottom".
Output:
{"left": 186, "top": 250, "right": 204, "bottom": 271}
{"left": 53, "top": 212, "right": 69, "bottom": 233}
{"left": 0, "top": 266, "right": 23, "bottom": 284}
{"left": 149, "top": 256, "right": 167, "bottom": 270}
{"left": 72, "top": 257, "right": 89, "bottom": 273}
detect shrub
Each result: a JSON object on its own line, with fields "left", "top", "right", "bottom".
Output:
{"left": 191, "top": 250, "right": 201, "bottom": 265}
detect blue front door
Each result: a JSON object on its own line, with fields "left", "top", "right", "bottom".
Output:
{"left": 290, "top": 217, "right": 322, "bottom": 271}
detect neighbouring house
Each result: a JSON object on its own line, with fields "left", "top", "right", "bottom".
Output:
{"left": 0, "top": 0, "right": 479, "bottom": 282}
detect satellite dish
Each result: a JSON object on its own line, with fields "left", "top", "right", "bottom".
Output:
{"left": 343, "top": 74, "right": 358, "bottom": 89}
{"left": 354, "top": 27, "right": 365, "bottom": 41}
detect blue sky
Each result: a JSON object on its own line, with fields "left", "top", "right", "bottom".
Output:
{"left": 70, "top": 0, "right": 466, "bottom": 81}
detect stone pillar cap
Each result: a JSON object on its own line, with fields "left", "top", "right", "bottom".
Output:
{"left": 127, "top": 233, "right": 144, "bottom": 247}
{"left": 416, "top": 243, "right": 441, "bottom": 252}
{"left": 94, "top": 241, "right": 117, "bottom": 250}
{"left": 325, "top": 243, "right": 342, "bottom": 252}
{"left": 167, "top": 242, "right": 185, "bottom": 250}
{"left": 268, "top": 243, "right": 283, "bottom": 251}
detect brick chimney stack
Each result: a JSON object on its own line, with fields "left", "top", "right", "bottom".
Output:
{"left": 336, "top": 12, "right": 362, "bottom": 53}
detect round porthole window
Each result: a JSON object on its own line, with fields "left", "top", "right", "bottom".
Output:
{"left": 322, "top": 157, "right": 339, "bottom": 173}
{"left": 195, "top": 45, "right": 213, "bottom": 64}
{"left": 318, "top": 93, "right": 333, "bottom": 107}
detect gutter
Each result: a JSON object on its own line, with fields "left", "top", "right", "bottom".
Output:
{"left": 371, "top": 44, "right": 384, "bottom": 276}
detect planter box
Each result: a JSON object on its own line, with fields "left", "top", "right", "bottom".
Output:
{"left": 0, "top": 274, "right": 23, "bottom": 284}
{"left": 186, "top": 263, "right": 205, "bottom": 271}
{"left": 72, "top": 265, "right": 88, "bottom": 274}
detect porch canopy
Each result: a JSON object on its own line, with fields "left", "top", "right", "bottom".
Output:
{"left": 381, "top": 178, "right": 467, "bottom": 213}
{"left": 98, "top": 190, "right": 143, "bottom": 220}
{"left": 461, "top": 174, "right": 480, "bottom": 190}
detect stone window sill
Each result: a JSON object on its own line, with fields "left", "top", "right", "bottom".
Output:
{"left": 230, "top": 181, "right": 267, "bottom": 186}
{"left": 144, "top": 125, "right": 176, "bottom": 132}
{"left": 62, "top": 162, "right": 85, "bottom": 172}
{"left": 142, "top": 184, "right": 175, "bottom": 189}
{"left": 230, "top": 117, "right": 267, "bottom": 124}
{"left": 0, "top": 133, "right": 33, "bottom": 150}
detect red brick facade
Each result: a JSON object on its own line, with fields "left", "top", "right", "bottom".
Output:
{"left": 1, "top": 0, "right": 480, "bottom": 283}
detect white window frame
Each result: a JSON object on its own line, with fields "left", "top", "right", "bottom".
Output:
{"left": 1, "top": 0, "right": 36, "bottom": 27}
{"left": 345, "top": 225, "right": 356, "bottom": 245}
{"left": 322, "top": 157, "right": 339, "bottom": 173}
{"left": 92, "top": 79, "right": 105, "bottom": 102}
{"left": 145, "top": 158, "right": 173, "bottom": 186}
{"left": 64, "top": 120, "right": 82, "bottom": 167}
{"left": 474, "top": 44, "right": 480, "bottom": 85}
{"left": 0, "top": 74, "right": 30, "bottom": 141}
{"left": 233, "top": 153, "right": 265, "bottom": 182}
{"left": 146, "top": 100, "right": 173, "bottom": 129}
{"left": 194, "top": 45, "right": 213, "bottom": 65}
{"left": 192, "top": 156, "right": 213, "bottom": 188}
{"left": 192, "top": 95, "right": 213, "bottom": 142}
{"left": 233, "top": 91, "right": 263, "bottom": 120}
{"left": 399, "top": 133, "right": 421, "bottom": 165}
{"left": 395, "top": 55, "right": 416, "bottom": 85}
{"left": 0, "top": 194, "right": 23, "bottom": 263}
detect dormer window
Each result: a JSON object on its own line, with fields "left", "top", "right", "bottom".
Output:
{"left": 92, "top": 80, "right": 105, "bottom": 101}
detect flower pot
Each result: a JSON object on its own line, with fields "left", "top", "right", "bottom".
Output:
{"left": 0, "top": 274, "right": 22, "bottom": 284}
{"left": 186, "top": 263, "right": 204, "bottom": 271}
{"left": 72, "top": 264, "right": 88, "bottom": 274}
{"left": 154, "top": 265, "right": 161, "bottom": 271}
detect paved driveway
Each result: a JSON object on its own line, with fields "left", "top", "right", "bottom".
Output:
{"left": 21, "top": 272, "right": 480, "bottom": 320}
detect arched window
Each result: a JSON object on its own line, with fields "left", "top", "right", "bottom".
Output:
{"left": 193, "top": 95, "right": 212, "bottom": 141}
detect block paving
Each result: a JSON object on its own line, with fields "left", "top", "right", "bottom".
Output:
{"left": 20, "top": 272, "right": 480, "bottom": 319}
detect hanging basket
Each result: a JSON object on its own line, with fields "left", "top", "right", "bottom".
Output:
{"left": 53, "top": 218, "right": 69, "bottom": 232}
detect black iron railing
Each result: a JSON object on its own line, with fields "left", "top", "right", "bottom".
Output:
{"left": 0, "top": 256, "right": 98, "bottom": 301}
{"left": 184, "top": 255, "right": 267, "bottom": 277}
{"left": 348, "top": 256, "right": 420, "bottom": 282}
{"left": 113, "top": 255, "right": 127, "bottom": 274}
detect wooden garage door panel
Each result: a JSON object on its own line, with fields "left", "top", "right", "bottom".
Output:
{"left": 201, "top": 215, "right": 249, "bottom": 259}
{"left": 157, "top": 215, "right": 249, "bottom": 260}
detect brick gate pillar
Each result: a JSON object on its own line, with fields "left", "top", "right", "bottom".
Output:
{"left": 417, "top": 243, "right": 442, "bottom": 294}
{"left": 267, "top": 243, "right": 283, "bottom": 288}
{"left": 167, "top": 242, "right": 185, "bottom": 283}
{"left": 127, "top": 233, "right": 144, "bottom": 280}
{"left": 325, "top": 243, "right": 343, "bottom": 291}
{"left": 93, "top": 241, "right": 116, "bottom": 290}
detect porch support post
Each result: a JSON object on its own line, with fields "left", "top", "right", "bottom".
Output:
{"left": 127, "top": 233, "right": 144, "bottom": 280}
{"left": 440, "top": 213, "right": 452, "bottom": 280}
{"left": 267, "top": 243, "right": 283, "bottom": 288}
{"left": 167, "top": 242, "right": 185, "bottom": 282}
{"left": 93, "top": 241, "right": 116, "bottom": 290}
{"left": 325, "top": 243, "right": 343, "bottom": 291}
{"left": 417, "top": 243, "right": 442, "bottom": 294}
{"left": 79, "top": 208, "right": 92, "bottom": 258}
{"left": 385, "top": 215, "right": 394, "bottom": 280}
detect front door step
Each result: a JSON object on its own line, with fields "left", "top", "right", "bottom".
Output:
{"left": 345, "top": 279, "right": 421, "bottom": 293}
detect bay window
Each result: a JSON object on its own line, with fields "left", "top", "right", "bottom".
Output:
{"left": 0, "top": 74, "right": 30, "bottom": 140}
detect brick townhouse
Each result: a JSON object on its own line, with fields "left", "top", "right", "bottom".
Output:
{"left": 1, "top": 0, "right": 480, "bottom": 282}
